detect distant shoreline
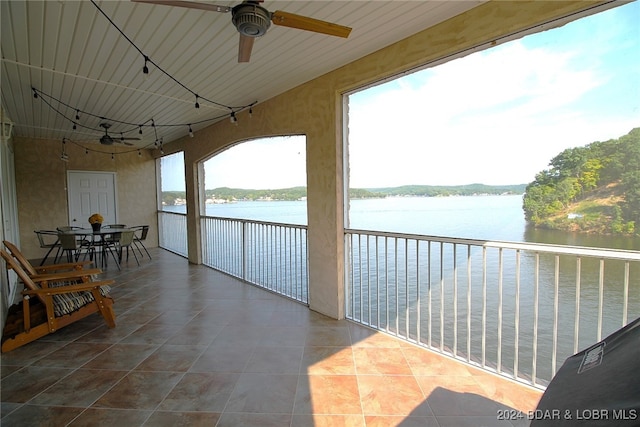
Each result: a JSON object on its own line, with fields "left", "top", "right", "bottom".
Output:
{"left": 162, "top": 184, "right": 527, "bottom": 205}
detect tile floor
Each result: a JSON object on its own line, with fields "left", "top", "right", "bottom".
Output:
{"left": 1, "top": 248, "right": 542, "bottom": 426}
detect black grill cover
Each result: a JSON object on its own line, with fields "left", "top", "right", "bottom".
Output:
{"left": 531, "top": 317, "right": 640, "bottom": 426}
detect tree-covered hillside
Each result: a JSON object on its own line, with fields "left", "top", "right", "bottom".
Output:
{"left": 369, "top": 184, "right": 526, "bottom": 197}
{"left": 523, "top": 127, "right": 640, "bottom": 235}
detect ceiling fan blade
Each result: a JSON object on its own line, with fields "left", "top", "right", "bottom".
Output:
{"left": 271, "top": 10, "right": 351, "bottom": 38}
{"left": 238, "top": 34, "right": 255, "bottom": 63}
{"left": 131, "top": 0, "right": 231, "bottom": 13}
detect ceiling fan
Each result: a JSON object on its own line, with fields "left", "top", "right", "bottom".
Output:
{"left": 132, "top": 0, "right": 352, "bottom": 62}
{"left": 97, "top": 123, "right": 141, "bottom": 146}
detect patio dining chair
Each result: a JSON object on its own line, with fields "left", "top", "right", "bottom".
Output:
{"left": 58, "top": 233, "right": 96, "bottom": 264}
{"left": 57, "top": 225, "right": 90, "bottom": 247}
{"left": 0, "top": 249, "right": 116, "bottom": 353}
{"left": 131, "top": 225, "right": 151, "bottom": 259}
{"left": 110, "top": 230, "right": 139, "bottom": 266}
{"left": 34, "top": 230, "right": 62, "bottom": 266}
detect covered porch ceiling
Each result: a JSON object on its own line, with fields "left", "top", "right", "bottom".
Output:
{"left": 1, "top": 0, "right": 486, "bottom": 149}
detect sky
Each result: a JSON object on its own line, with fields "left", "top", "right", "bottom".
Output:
{"left": 164, "top": 1, "right": 639, "bottom": 191}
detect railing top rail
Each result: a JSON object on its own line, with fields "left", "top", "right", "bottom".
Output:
{"left": 159, "top": 210, "right": 187, "bottom": 217}
{"left": 345, "top": 228, "right": 640, "bottom": 261}
{"left": 201, "top": 214, "right": 308, "bottom": 230}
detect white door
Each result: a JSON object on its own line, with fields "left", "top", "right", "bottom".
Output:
{"left": 67, "top": 171, "right": 117, "bottom": 227}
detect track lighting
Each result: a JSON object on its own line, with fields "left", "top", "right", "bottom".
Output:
{"left": 188, "top": 125, "right": 194, "bottom": 138}
{"left": 249, "top": 107, "right": 253, "bottom": 118}
{"left": 73, "top": 122, "right": 77, "bottom": 130}
{"left": 230, "top": 111, "right": 237, "bottom": 124}
{"left": 143, "top": 55, "right": 149, "bottom": 76}
{"left": 139, "top": 125, "right": 143, "bottom": 135}
{"left": 138, "top": 150, "right": 142, "bottom": 157}
{"left": 75, "top": 110, "right": 80, "bottom": 120}
{"left": 195, "top": 95, "right": 200, "bottom": 110}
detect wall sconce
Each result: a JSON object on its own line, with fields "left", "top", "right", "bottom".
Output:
{"left": 1, "top": 118, "right": 14, "bottom": 139}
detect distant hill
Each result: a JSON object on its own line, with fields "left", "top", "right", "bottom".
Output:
{"left": 523, "top": 127, "right": 640, "bottom": 235}
{"left": 366, "top": 184, "right": 526, "bottom": 197}
{"left": 163, "top": 184, "right": 525, "bottom": 205}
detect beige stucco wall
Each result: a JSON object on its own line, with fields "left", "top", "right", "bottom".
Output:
{"left": 8, "top": 1, "right": 608, "bottom": 319}
{"left": 13, "top": 138, "right": 158, "bottom": 260}
{"left": 158, "top": 1, "right": 607, "bottom": 319}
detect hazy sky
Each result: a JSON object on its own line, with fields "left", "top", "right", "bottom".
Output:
{"left": 165, "top": 2, "right": 639, "bottom": 191}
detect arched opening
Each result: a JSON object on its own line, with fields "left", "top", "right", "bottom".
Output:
{"left": 201, "top": 135, "right": 307, "bottom": 224}
{"left": 198, "top": 135, "right": 309, "bottom": 304}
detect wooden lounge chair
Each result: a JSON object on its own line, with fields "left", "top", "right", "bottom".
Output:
{"left": 0, "top": 249, "right": 116, "bottom": 353}
{"left": 3, "top": 240, "right": 93, "bottom": 280}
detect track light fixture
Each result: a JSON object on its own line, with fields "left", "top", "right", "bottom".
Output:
{"left": 195, "top": 95, "right": 200, "bottom": 110}
{"left": 230, "top": 111, "right": 237, "bottom": 124}
{"left": 188, "top": 125, "right": 194, "bottom": 137}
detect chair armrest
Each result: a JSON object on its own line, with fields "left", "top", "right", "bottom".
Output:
{"left": 30, "top": 268, "right": 103, "bottom": 283}
{"left": 23, "top": 279, "right": 115, "bottom": 296}
{"left": 35, "top": 261, "right": 93, "bottom": 273}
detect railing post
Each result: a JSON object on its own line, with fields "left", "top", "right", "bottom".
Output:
{"left": 242, "top": 220, "right": 248, "bottom": 281}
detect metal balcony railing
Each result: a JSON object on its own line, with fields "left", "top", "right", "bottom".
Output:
{"left": 159, "top": 211, "right": 639, "bottom": 388}
{"left": 201, "top": 215, "right": 309, "bottom": 304}
{"left": 158, "top": 211, "right": 188, "bottom": 257}
{"left": 345, "top": 229, "right": 640, "bottom": 388}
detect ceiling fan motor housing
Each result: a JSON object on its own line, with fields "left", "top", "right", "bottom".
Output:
{"left": 232, "top": 2, "right": 271, "bottom": 37}
{"left": 100, "top": 135, "right": 114, "bottom": 145}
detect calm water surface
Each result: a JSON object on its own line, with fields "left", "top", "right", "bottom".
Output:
{"left": 199, "top": 194, "right": 640, "bottom": 250}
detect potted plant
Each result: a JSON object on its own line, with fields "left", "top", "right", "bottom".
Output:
{"left": 88, "top": 213, "right": 104, "bottom": 232}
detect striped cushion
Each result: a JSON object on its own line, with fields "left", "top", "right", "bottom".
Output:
{"left": 47, "top": 279, "right": 111, "bottom": 317}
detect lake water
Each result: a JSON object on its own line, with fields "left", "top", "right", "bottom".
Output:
{"left": 196, "top": 194, "right": 640, "bottom": 250}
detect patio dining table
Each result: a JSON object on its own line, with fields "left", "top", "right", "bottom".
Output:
{"left": 60, "top": 227, "right": 131, "bottom": 269}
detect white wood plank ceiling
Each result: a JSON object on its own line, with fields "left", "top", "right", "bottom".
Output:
{"left": 1, "top": 1, "right": 484, "bottom": 148}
